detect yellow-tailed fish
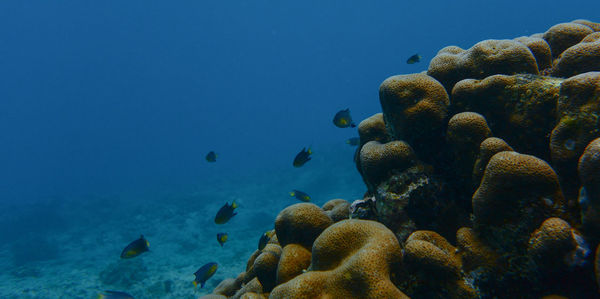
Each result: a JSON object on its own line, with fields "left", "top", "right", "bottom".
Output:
{"left": 193, "top": 262, "right": 218, "bottom": 288}
{"left": 206, "top": 151, "right": 217, "bottom": 162}
{"left": 120, "top": 235, "right": 149, "bottom": 259}
{"left": 333, "top": 109, "right": 356, "bottom": 128}
{"left": 214, "top": 201, "right": 238, "bottom": 224}
{"left": 293, "top": 147, "right": 312, "bottom": 167}
{"left": 406, "top": 54, "right": 421, "bottom": 64}
{"left": 216, "top": 233, "right": 228, "bottom": 247}
{"left": 290, "top": 189, "right": 311, "bottom": 202}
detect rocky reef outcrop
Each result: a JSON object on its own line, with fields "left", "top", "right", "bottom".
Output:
{"left": 202, "top": 19, "right": 600, "bottom": 299}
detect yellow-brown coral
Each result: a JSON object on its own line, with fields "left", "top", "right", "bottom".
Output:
{"left": 379, "top": 73, "right": 449, "bottom": 160}
{"left": 358, "top": 140, "right": 418, "bottom": 191}
{"left": 270, "top": 219, "right": 408, "bottom": 299}
{"left": 274, "top": 203, "right": 333, "bottom": 249}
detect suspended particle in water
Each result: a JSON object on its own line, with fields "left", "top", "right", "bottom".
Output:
{"left": 564, "top": 139, "right": 576, "bottom": 151}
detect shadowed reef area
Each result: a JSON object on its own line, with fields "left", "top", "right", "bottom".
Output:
{"left": 203, "top": 19, "right": 600, "bottom": 299}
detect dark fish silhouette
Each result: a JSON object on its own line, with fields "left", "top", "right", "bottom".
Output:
{"left": 120, "top": 235, "right": 149, "bottom": 259}
{"left": 290, "top": 189, "right": 311, "bottom": 202}
{"left": 333, "top": 109, "right": 356, "bottom": 128}
{"left": 214, "top": 201, "right": 238, "bottom": 224}
{"left": 193, "top": 262, "right": 218, "bottom": 288}
{"left": 258, "top": 231, "right": 274, "bottom": 251}
{"left": 293, "top": 147, "right": 312, "bottom": 167}
{"left": 406, "top": 54, "right": 421, "bottom": 64}
{"left": 216, "top": 233, "right": 228, "bottom": 247}
{"left": 97, "top": 290, "right": 135, "bottom": 299}
{"left": 206, "top": 151, "right": 217, "bottom": 162}
{"left": 346, "top": 137, "right": 360, "bottom": 146}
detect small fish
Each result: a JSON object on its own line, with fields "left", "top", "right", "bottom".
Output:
{"left": 216, "top": 233, "right": 228, "bottom": 247}
{"left": 290, "top": 189, "right": 311, "bottom": 202}
{"left": 193, "top": 262, "right": 218, "bottom": 288}
{"left": 258, "top": 231, "right": 274, "bottom": 251}
{"left": 214, "top": 201, "right": 238, "bottom": 224}
{"left": 97, "top": 290, "right": 135, "bottom": 299}
{"left": 206, "top": 151, "right": 217, "bottom": 162}
{"left": 120, "top": 235, "right": 149, "bottom": 259}
{"left": 346, "top": 137, "right": 360, "bottom": 146}
{"left": 406, "top": 54, "right": 421, "bottom": 64}
{"left": 293, "top": 147, "right": 312, "bottom": 167}
{"left": 333, "top": 109, "right": 356, "bottom": 128}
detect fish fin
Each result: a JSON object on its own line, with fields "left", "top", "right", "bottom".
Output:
{"left": 201, "top": 281, "right": 206, "bottom": 288}
{"left": 231, "top": 201, "right": 238, "bottom": 209}
{"left": 307, "top": 148, "right": 312, "bottom": 154}
{"left": 289, "top": 191, "right": 295, "bottom": 196}
{"left": 350, "top": 123, "right": 356, "bottom": 128}
{"left": 97, "top": 294, "right": 105, "bottom": 299}
{"left": 232, "top": 212, "right": 237, "bottom": 217}
{"left": 193, "top": 280, "right": 198, "bottom": 288}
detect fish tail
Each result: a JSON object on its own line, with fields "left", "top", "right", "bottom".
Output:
{"left": 231, "top": 201, "right": 238, "bottom": 209}
{"left": 307, "top": 148, "right": 312, "bottom": 154}
{"left": 193, "top": 281, "right": 198, "bottom": 288}
{"left": 289, "top": 191, "right": 295, "bottom": 197}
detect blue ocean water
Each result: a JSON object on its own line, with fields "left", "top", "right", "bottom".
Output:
{"left": 0, "top": 1, "right": 598, "bottom": 298}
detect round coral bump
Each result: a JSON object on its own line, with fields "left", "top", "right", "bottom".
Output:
{"left": 579, "top": 138, "right": 600, "bottom": 206}
{"left": 404, "top": 237, "right": 461, "bottom": 280}
{"left": 271, "top": 219, "right": 408, "bottom": 299}
{"left": 276, "top": 244, "right": 312, "bottom": 285}
{"left": 550, "top": 72, "right": 600, "bottom": 180}
{"left": 253, "top": 243, "right": 282, "bottom": 292}
{"left": 552, "top": 32, "right": 600, "bottom": 77}
{"left": 515, "top": 36, "right": 552, "bottom": 70}
{"left": 357, "top": 113, "right": 389, "bottom": 145}
{"left": 543, "top": 22, "right": 594, "bottom": 58}
{"left": 572, "top": 19, "right": 600, "bottom": 32}
{"left": 428, "top": 40, "right": 539, "bottom": 92}
{"left": 447, "top": 112, "right": 492, "bottom": 147}
{"left": 472, "top": 151, "right": 564, "bottom": 233}
{"left": 321, "top": 199, "right": 350, "bottom": 222}
{"left": 359, "top": 140, "right": 418, "bottom": 190}
{"left": 472, "top": 137, "right": 513, "bottom": 188}
{"left": 528, "top": 218, "right": 578, "bottom": 267}
{"left": 274, "top": 203, "right": 333, "bottom": 249}
{"left": 379, "top": 73, "right": 449, "bottom": 143}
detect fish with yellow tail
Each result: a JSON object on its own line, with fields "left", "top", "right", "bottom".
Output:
{"left": 120, "top": 235, "right": 149, "bottom": 259}
{"left": 214, "top": 201, "right": 238, "bottom": 224}
{"left": 193, "top": 262, "right": 218, "bottom": 288}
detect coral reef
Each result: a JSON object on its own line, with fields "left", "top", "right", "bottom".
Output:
{"left": 378, "top": 73, "right": 449, "bottom": 161}
{"left": 208, "top": 19, "right": 600, "bottom": 299}
{"left": 427, "top": 40, "right": 539, "bottom": 92}
{"left": 271, "top": 219, "right": 407, "bottom": 299}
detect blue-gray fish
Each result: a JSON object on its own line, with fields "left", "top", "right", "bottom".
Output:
{"left": 407, "top": 54, "right": 421, "bottom": 64}
{"left": 120, "top": 235, "right": 149, "bottom": 259}
{"left": 216, "top": 233, "right": 228, "bottom": 247}
{"left": 293, "top": 147, "right": 312, "bottom": 167}
{"left": 290, "top": 189, "right": 311, "bottom": 202}
{"left": 206, "top": 151, "right": 217, "bottom": 162}
{"left": 214, "top": 201, "right": 238, "bottom": 224}
{"left": 193, "top": 262, "right": 218, "bottom": 288}
{"left": 333, "top": 109, "right": 356, "bottom": 128}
